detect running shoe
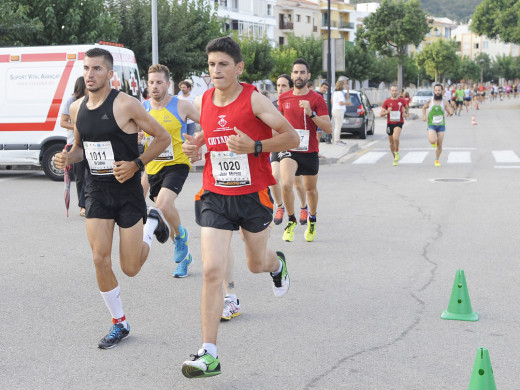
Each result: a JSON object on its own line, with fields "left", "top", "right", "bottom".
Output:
{"left": 271, "top": 251, "right": 290, "bottom": 297}
{"left": 174, "top": 226, "right": 189, "bottom": 263}
{"left": 282, "top": 221, "right": 297, "bottom": 242}
{"left": 434, "top": 160, "right": 441, "bottom": 167}
{"left": 393, "top": 159, "right": 398, "bottom": 166}
{"left": 147, "top": 207, "right": 170, "bottom": 244}
{"left": 273, "top": 206, "right": 285, "bottom": 225}
{"left": 299, "top": 206, "right": 309, "bottom": 225}
{"left": 432, "top": 143, "right": 437, "bottom": 149}
{"left": 221, "top": 296, "right": 241, "bottom": 321}
{"left": 394, "top": 151, "right": 400, "bottom": 161}
{"left": 182, "top": 349, "right": 221, "bottom": 378}
{"left": 304, "top": 221, "right": 317, "bottom": 242}
{"left": 173, "top": 254, "right": 193, "bottom": 278}
{"left": 98, "top": 323, "right": 130, "bottom": 349}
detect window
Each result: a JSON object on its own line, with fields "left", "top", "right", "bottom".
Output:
{"left": 475, "top": 43, "right": 479, "bottom": 49}
{"left": 233, "top": 0, "right": 238, "bottom": 10}
{"left": 279, "top": 36, "right": 285, "bottom": 46}
{"left": 267, "top": 4, "right": 272, "bottom": 16}
{"left": 483, "top": 41, "right": 489, "bottom": 49}
{"left": 296, "top": 15, "right": 300, "bottom": 22}
{"left": 307, "top": 16, "right": 311, "bottom": 23}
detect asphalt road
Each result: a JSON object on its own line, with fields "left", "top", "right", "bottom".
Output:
{"left": 1, "top": 97, "right": 520, "bottom": 389}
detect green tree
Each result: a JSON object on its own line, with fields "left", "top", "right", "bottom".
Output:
{"left": 471, "top": 0, "right": 520, "bottom": 44}
{"left": 239, "top": 36, "right": 274, "bottom": 83}
{"left": 286, "top": 34, "right": 323, "bottom": 78}
{"left": 341, "top": 44, "right": 375, "bottom": 87}
{"left": 0, "top": 2, "right": 42, "bottom": 46}
{"left": 369, "top": 56, "right": 398, "bottom": 85}
{"left": 108, "top": 0, "right": 223, "bottom": 83}
{"left": 16, "top": 0, "right": 120, "bottom": 45}
{"left": 451, "top": 56, "right": 481, "bottom": 83}
{"left": 494, "top": 54, "right": 520, "bottom": 81}
{"left": 356, "top": 0, "right": 431, "bottom": 89}
{"left": 270, "top": 46, "right": 298, "bottom": 82}
{"left": 415, "top": 39, "right": 458, "bottom": 83}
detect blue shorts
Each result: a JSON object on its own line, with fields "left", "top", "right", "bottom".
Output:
{"left": 427, "top": 125, "right": 446, "bottom": 133}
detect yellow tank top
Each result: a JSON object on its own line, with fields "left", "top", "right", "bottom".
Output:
{"left": 143, "top": 97, "right": 190, "bottom": 175}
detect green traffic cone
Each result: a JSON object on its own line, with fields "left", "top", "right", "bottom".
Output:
{"left": 441, "top": 269, "right": 479, "bottom": 321}
{"left": 468, "top": 348, "right": 497, "bottom": 390}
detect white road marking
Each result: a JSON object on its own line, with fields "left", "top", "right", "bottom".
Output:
{"left": 352, "top": 152, "right": 387, "bottom": 164}
{"left": 399, "top": 151, "right": 429, "bottom": 164}
{"left": 492, "top": 150, "right": 520, "bottom": 163}
{"left": 447, "top": 151, "right": 471, "bottom": 163}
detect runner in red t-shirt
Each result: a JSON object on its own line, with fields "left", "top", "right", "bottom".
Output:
{"left": 180, "top": 36, "right": 299, "bottom": 379}
{"left": 381, "top": 85, "right": 408, "bottom": 166}
{"left": 278, "top": 58, "right": 332, "bottom": 243}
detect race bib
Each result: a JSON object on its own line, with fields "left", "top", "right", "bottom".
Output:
{"left": 84, "top": 141, "right": 115, "bottom": 175}
{"left": 146, "top": 135, "right": 174, "bottom": 161}
{"left": 211, "top": 151, "right": 251, "bottom": 187}
{"left": 432, "top": 115, "right": 443, "bottom": 125}
{"left": 390, "top": 111, "right": 401, "bottom": 121}
{"left": 290, "top": 129, "right": 310, "bottom": 152}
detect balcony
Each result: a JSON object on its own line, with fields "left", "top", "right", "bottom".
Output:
{"left": 279, "top": 21, "right": 294, "bottom": 30}
{"left": 339, "top": 21, "right": 355, "bottom": 30}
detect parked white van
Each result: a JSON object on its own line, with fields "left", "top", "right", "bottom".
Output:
{"left": 0, "top": 42, "right": 142, "bottom": 180}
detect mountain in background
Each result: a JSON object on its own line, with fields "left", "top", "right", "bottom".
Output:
{"left": 349, "top": 0, "right": 483, "bottom": 23}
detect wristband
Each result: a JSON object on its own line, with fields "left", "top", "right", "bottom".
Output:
{"left": 133, "top": 158, "right": 145, "bottom": 171}
{"left": 254, "top": 140, "right": 262, "bottom": 157}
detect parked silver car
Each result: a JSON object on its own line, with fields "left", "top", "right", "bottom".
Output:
{"left": 340, "top": 90, "right": 377, "bottom": 139}
{"left": 410, "top": 89, "right": 434, "bottom": 108}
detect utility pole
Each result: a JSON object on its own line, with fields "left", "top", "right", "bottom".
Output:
{"left": 152, "top": 0, "right": 158, "bottom": 64}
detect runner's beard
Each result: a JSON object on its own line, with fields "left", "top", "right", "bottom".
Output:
{"left": 434, "top": 92, "right": 442, "bottom": 99}
{"left": 294, "top": 79, "right": 306, "bottom": 89}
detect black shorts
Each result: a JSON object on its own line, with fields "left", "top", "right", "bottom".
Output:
{"left": 195, "top": 189, "right": 273, "bottom": 233}
{"left": 455, "top": 100, "right": 463, "bottom": 106}
{"left": 85, "top": 179, "right": 146, "bottom": 228}
{"left": 278, "top": 151, "right": 319, "bottom": 176}
{"left": 148, "top": 164, "right": 189, "bottom": 201}
{"left": 464, "top": 97, "right": 471, "bottom": 101}
{"left": 386, "top": 123, "right": 403, "bottom": 136}
{"left": 270, "top": 152, "right": 280, "bottom": 163}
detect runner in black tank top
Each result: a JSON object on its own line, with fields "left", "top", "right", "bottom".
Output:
{"left": 53, "top": 48, "right": 171, "bottom": 350}
{"left": 77, "top": 89, "right": 140, "bottom": 185}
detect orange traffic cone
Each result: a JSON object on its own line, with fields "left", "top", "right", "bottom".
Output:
{"left": 472, "top": 116, "right": 477, "bottom": 125}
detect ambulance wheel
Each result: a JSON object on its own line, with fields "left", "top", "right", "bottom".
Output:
{"left": 42, "top": 144, "right": 65, "bottom": 181}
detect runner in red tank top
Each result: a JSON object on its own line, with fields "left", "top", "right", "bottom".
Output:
{"left": 180, "top": 36, "right": 299, "bottom": 379}
{"left": 381, "top": 85, "right": 409, "bottom": 166}
{"left": 278, "top": 58, "right": 332, "bottom": 243}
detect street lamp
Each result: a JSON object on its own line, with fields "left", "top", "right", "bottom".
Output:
{"left": 479, "top": 58, "right": 485, "bottom": 84}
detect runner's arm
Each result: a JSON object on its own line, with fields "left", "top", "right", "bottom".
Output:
{"left": 55, "top": 100, "right": 84, "bottom": 168}
{"left": 179, "top": 99, "right": 201, "bottom": 124}
{"left": 127, "top": 98, "right": 171, "bottom": 165}
{"left": 422, "top": 101, "right": 429, "bottom": 121}
{"left": 230, "top": 91, "right": 299, "bottom": 154}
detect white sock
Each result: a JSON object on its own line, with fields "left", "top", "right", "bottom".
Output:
{"left": 272, "top": 259, "right": 282, "bottom": 275}
{"left": 143, "top": 218, "right": 159, "bottom": 247}
{"left": 100, "top": 285, "right": 127, "bottom": 328}
{"left": 202, "top": 343, "right": 218, "bottom": 358}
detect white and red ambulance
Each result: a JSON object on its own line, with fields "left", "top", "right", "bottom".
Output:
{"left": 0, "top": 41, "right": 142, "bottom": 180}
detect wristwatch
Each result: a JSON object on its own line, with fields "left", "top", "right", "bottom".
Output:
{"left": 309, "top": 111, "right": 317, "bottom": 119}
{"left": 254, "top": 140, "right": 262, "bottom": 157}
{"left": 133, "top": 158, "right": 145, "bottom": 171}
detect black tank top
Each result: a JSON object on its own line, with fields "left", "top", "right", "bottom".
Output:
{"left": 77, "top": 89, "right": 139, "bottom": 184}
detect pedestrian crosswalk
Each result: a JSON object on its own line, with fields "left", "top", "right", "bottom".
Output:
{"left": 350, "top": 149, "right": 520, "bottom": 167}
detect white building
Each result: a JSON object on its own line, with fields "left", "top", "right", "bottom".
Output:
{"left": 211, "top": 0, "right": 277, "bottom": 45}
{"left": 275, "top": 0, "right": 321, "bottom": 47}
{"left": 453, "top": 24, "right": 520, "bottom": 60}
